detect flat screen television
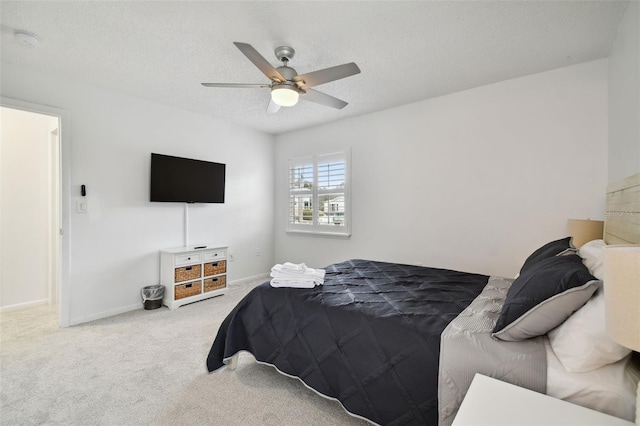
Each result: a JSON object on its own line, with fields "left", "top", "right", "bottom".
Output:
{"left": 150, "top": 153, "right": 225, "bottom": 203}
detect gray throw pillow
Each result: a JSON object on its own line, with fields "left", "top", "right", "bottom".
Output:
{"left": 493, "top": 254, "right": 599, "bottom": 342}
{"left": 519, "top": 236, "right": 576, "bottom": 274}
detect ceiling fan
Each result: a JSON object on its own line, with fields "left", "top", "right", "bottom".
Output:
{"left": 202, "top": 42, "right": 361, "bottom": 113}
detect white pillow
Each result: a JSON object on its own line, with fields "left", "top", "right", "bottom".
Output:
{"left": 545, "top": 338, "right": 639, "bottom": 422}
{"left": 578, "top": 239, "right": 606, "bottom": 280}
{"left": 548, "top": 288, "right": 631, "bottom": 372}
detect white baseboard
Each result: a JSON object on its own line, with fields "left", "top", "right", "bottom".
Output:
{"left": 68, "top": 302, "right": 141, "bottom": 326}
{"left": 228, "top": 273, "right": 269, "bottom": 287}
{"left": 0, "top": 299, "right": 49, "bottom": 313}
{"left": 66, "top": 274, "right": 269, "bottom": 326}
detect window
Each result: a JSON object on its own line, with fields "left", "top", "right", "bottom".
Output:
{"left": 287, "top": 150, "right": 351, "bottom": 237}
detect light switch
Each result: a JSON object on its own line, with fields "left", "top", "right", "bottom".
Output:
{"left": 76, "top": 200, "right": 89, "bottom": 213}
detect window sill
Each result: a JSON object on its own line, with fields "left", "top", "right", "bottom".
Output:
{"left": 286, "top": 230, "right": 351, "bottom": 239}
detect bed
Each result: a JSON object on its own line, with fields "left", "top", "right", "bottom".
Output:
{"left": 206, "top": 173, "right": 640, "bottom": 425}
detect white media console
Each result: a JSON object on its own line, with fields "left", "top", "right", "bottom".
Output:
{"left": 160, "top": 245, "right": 228, "bottom": 309}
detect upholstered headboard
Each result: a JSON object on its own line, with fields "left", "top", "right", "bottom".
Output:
{"left": 604, "top": 172, "right": 640, "bottom": 245}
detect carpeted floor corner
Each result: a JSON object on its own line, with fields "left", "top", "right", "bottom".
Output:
{"left": 0, "top": 279, "right": 369, "bottom": 425}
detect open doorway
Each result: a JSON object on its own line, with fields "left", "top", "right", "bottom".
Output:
{"left": 0, "top": 99, "right": 70, "bottom": 327}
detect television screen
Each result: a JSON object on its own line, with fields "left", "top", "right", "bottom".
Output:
{"left": 150, "top": 153, "right": 225, "bottom": 203}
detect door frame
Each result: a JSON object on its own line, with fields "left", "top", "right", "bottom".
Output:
{"left": 49, "top": 127, "right": 60, "bottom": 306}
{"left": 1, "top": 97, "right": 71, "bottom": 327}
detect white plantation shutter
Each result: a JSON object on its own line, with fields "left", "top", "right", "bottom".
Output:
{"left": 288, "top": 160, "right": 314, "bottom": 227}
{"left": 287, "top": 150, "right": 351, "bottom": 237}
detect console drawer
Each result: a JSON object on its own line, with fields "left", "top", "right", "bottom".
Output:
{"left": 174, "top": 264, "right": 201, "bottom": 282}
{"left": 175, "top": 253, "right": 202, "bottom": 266}
{"left": 204, "top": 276, "right": 226, "bottom": 292}
{"left": 174, "top": 282, "right": 201, "bottom": 300}
{"left": 203, "top": 248, "right": 227, "bottom": 261}
{"left": 204, "top": 260, "right": 226, "bottom": 277}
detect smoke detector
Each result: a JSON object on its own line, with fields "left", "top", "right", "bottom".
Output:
{"left": 14, "top": 30, "right": 40, "bottom": 48}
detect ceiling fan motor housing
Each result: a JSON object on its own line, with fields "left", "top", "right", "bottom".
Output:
{"left": 276, "top": 66, "right": 298, "bottom": 81}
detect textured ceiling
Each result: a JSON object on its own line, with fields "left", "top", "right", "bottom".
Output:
{"left": 0, "top": 1, "right": 629, "bottom": 135}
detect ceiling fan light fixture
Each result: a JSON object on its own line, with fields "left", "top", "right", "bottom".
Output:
{"left": 271, "top": 85, "right": 299, "bottom": 107}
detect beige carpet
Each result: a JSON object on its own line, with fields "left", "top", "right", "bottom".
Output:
{"left": 0, "top": 279, "right": 369, "bottom": 425}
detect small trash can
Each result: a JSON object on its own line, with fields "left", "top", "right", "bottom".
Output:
{"left": 141, "top": 285, "right": 164, "bottom": 310}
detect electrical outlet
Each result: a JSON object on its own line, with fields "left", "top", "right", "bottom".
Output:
{"left": 228, "top": 252, "right": 235, "bottom": 262}
{"left": 255, "top": 248, "right": 261, "bottom": 257}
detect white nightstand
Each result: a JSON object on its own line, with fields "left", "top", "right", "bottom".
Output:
{"left": 452, "top": 373, "right": 633, "bottom": 426}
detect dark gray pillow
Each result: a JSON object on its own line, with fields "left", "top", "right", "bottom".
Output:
{"left": 493, "top": 254, "right": 599, "bottom": 342}
{"left": 519, "top": 236, "right": 576, "bottom": 274}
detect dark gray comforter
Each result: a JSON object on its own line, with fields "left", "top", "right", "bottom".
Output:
{"left": 206, "top": 259, "right": 488, "bottom": 425}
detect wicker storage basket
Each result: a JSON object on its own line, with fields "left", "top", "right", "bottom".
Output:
{"left": 174, "top": 282, "right": 201, "bottom": 300}
{"left": 204, "top": 276, "right": 226, "bottom": 292}
{"left": 174, "top": 264, "right": 201, "bottom": 283}
{"left": 204, "top": 260, "right": 226, "bottom": 277}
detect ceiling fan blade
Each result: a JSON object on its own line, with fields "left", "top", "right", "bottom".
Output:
{"left": 266, "top": 99, "right": 281, "bottom": 114}
{"left": 302, "top": 89, "right": 348, "bottom": 109}
{"left": 294, "top": 62, "right": 360, "bottom": 89}
{"left": 233, "top": 42, "right": 286, "bottom": 83}
{"left": 201, "top": 83, "right": 270, "bottom": 88}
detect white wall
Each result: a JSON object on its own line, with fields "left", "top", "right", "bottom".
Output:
{"left": 0, "top": 107, "right": 58, "bottom": 309}
{"left": 608, "top": 0, "right": 640, "bottom": 183}
{"left": 1, "top": 63, "right": 275, "bottom": 325}
{"left": 275, "top": 60, "right": 608, "bottom": 278}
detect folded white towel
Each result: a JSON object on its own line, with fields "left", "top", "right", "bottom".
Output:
{"left": 269, "top": 264, "right": 326, "bottom": 288}
{"left": 282, "top": 262, "right": 307, "bottom": 273}
{"left": 270, "top": 268, "right": 325, "bottom": 284}
{"left": 271, "top": 262, "right": 307, "bottom": 274}
{"left": 270, "top": 279, "right": 316, "bottom": 288}
{"left": 270, "top": 277, "right": 324, "bottom": 287}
